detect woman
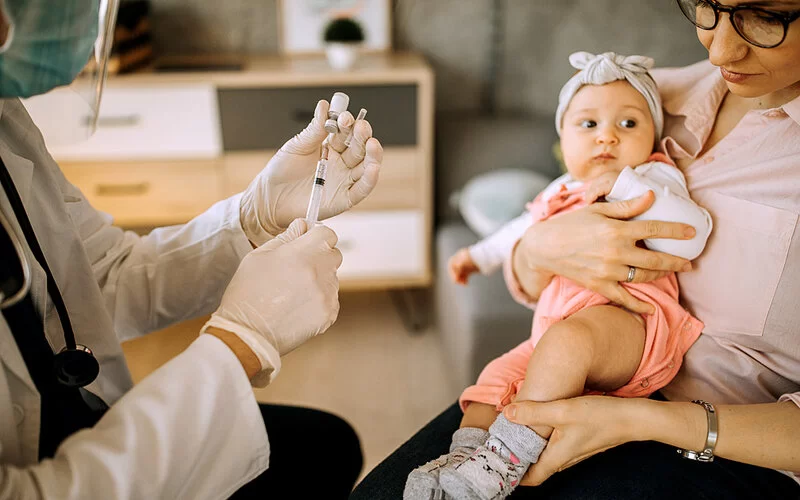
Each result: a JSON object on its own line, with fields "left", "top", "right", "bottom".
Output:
{"left": 0, "top": 1, "right": 382, "bottom": 498}
{"left": 352, "top": 0, "right": 800, "bottom": 497}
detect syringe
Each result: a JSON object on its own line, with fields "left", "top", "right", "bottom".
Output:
{"left": 306, "top": 92, "right": 351, "bottom": 225}
{"left": 305, "top": 134, "right": 334, "bottom": 226}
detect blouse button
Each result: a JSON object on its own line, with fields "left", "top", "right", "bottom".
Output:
{"left": 684, "top": 321, "right": 692, "bottom": 330}
{"left": 640, "top": 379, "right": 650, "bottom": 388}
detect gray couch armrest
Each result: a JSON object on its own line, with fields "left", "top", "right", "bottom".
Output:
{"left": 435, "top": 222, "right": 534, "bottom": 391}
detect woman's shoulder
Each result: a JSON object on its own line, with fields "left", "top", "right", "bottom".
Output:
{"left": 651, "top": 60, "right": 714, "bottom": 93}
{"left": 651, "top": 60, "right": 718, "bottom": 115}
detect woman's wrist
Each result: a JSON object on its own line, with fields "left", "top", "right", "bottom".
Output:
{"left": 629, "top": 398, "right": 708, "bottom": 451}
{"left": 205, "top": 326, "right": 262, "bottom": 379}
{"left": 511, "top": 235, "right": 554, "bottom": 299}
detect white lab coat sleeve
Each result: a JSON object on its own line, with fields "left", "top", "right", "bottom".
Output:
{"left": 0, "top": 335, "right": 269, "bottom": 500}
{"left": 467, "top": 212, "right": 533, "bottom": 275}
{"left": 58, "top": 169, "right": 254, "bottom": 340}
{"left": 606, "top": 162, "right": 713, "bottom": 260}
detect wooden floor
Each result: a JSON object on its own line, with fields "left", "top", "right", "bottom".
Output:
{"left": 121, "top": 291, "right": 460, "bottom": 480}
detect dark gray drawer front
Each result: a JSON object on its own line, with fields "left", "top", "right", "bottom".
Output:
{"left": 218, "top": 85, "right": 417, "bottom": 151}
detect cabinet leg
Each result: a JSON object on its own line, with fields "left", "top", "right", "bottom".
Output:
{"left": 390, "top": 288, "right": 429, "bottom": 333}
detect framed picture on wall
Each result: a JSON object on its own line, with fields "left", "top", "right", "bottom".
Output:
{"left": 278, "top": 0, "right": 392, "bottom": 54}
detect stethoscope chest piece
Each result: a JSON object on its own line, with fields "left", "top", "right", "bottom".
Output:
{"left": 53, "top": 345, "right": 99, "bottom": 388}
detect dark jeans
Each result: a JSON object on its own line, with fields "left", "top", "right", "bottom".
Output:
{"left": 351, "top": 402, "right": 800, "bottom": 500}
{"left": 230, "top": 404, "right": 363, "bottom": 499}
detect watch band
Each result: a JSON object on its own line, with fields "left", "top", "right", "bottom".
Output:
{"left": 677, "top": 400, "right": 718, "bottom": 462}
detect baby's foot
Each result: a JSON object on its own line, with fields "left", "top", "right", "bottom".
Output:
{"left": 403, "top": 428, "right": 488, "bottom": 500}
{"left": 439, "top": 414, "right": 547, "bottom": 500}
{"left": 439, "top": 440, "right": 527, "bottom": 500}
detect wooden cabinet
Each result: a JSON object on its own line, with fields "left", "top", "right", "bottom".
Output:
{"left": 36, "top": 53, "right": 434, "bottom": 290}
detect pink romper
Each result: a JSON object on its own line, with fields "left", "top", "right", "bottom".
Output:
{"left": 459, "top": 183, "right": 705, "bottom": 412}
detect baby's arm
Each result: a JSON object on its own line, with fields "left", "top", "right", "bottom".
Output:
{"left": 605, "top": 162, "right": 712, "bottom": 260}
{"left": 467, "top": 211, "right": 533, "bottom": 275}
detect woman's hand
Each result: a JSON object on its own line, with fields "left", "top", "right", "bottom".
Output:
{"left": 503, "top": 396, "right": 645, "bottom": 486}
{"left": 512, "top": 191, "right": 696, "bottom": 314}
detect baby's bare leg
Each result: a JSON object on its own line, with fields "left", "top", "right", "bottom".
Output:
{"left": 517, "top": 305, "right": 645, "bottom": 439}
{"left": 460, "top": 402, "right": 499, "bottom": 430}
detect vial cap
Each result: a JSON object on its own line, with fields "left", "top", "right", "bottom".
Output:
{"left": 329, "top": 92, "right": 350, "bottom": 117}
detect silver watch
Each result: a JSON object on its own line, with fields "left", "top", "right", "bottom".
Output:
{"left": 677, "top": 400, "right": 718, "bottom": 462}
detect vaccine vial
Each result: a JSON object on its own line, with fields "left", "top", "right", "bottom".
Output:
{"left": 325, "top": 92, "right": 350, "bottom": 134}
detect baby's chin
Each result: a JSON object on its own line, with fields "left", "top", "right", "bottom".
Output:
{"left": 570, "top": 160, "right": 628, "bottom": 182}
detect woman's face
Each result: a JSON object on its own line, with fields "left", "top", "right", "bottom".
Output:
{"left": 697, "top": 0, "right": 800, "bottom": 100}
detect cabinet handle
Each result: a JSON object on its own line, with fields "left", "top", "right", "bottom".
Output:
{"left": 95, "top": 182, "right": 150, "bottom": 197}
{"left": 91, "top": 115, "right": 142, "bottom": 128}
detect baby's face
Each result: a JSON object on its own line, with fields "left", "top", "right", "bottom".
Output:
{"left": 560, "top": 80, "right": 656, "bottom": 182}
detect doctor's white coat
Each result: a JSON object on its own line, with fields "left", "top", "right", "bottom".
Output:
{"left": 0, "top": 98, "right": 270, "bottom": 498}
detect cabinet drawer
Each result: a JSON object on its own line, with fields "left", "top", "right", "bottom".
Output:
{"left": 325, "top": 210, "right": 426, "bottom": 281}
{"left": 222, "top": 147, "right": 422, "bottom": 210}
{"left": 44, "top": 85, "right": 221, "bottom": 161}
{"left": 218, "top": 85, "right": 417, "bottom": 150}
{"left": 61, "top": 161, "right": 221, "bottom": 228}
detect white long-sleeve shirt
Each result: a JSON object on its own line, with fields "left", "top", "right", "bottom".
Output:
{"left": 0, "top": 98, "right": 269, "bottom": 498}
{"left": 468, "top": 161, "right": 713, "bottom": 274}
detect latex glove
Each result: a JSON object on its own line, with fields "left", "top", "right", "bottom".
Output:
{"left": 202, "top": 219, "right": 342, "bottom": 386}
{"left": 240, "top": 99, "right": 383, "bottom": 246}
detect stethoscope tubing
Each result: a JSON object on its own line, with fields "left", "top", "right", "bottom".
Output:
{"left": 0, "top": 158, "right": 79, "bottom": 351}
{"left": 0, "top": 208, "right": 32, "bottom": 310}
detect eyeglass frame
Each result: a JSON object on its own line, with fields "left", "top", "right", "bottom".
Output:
{"left": 676, "top": 0, "right": 800, "bottom": 49}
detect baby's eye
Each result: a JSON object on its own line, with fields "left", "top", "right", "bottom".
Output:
{"left": 580, "top": 120, "right": 597, "bottom": 128}
{"left": 620, "top": 119, "right": 637, "bottom": 128}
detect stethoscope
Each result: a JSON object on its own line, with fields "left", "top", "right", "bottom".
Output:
{"left": 0, "top": 157, "right": 100, "bottom": 389}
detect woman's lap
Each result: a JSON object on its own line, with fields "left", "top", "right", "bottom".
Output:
{"left": 230, "top": 403, "right": 363, "bottom": 499}
{"left": 351, "top": 402, "right": 800, "bottom": 500}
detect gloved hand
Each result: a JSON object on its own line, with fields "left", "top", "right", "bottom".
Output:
{"left": 202, "top": 219, "right": 343, "bottom": 386}
{"left": 240, "top": 99, "right": 384, "bottom": 246}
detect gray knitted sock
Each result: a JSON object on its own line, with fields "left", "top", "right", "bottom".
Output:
{"left": 403, "top": 427, "right": 489, "bottom": 500}
{"left": 439, "top": 414, "right": 547, "bottom": 500}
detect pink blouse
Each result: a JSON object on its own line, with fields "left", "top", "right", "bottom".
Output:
{"left": 504, "top": 59, "right": 800, "bottom": 481}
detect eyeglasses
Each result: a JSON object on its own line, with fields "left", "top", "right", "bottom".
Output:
{"left": 676, "top": 0, "right": 800, "bottom": 48}
{"left": 0, "top": 210, "right": 31, "bottom": 310}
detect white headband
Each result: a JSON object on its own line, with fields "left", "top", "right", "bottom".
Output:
{"left": 555, "top": 51, "right": 663, "bottom": 143}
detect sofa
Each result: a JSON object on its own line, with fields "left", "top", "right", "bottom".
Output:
{"left": 429, "top": 3, "right": 709, "bottom": 391}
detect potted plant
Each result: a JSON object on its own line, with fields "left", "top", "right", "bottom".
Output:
{"left": 323, "top": 17, "right": 364, "bottom": 71}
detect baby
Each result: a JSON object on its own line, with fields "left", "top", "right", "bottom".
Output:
{"left": 404, "top": 52, "right": 713, "bottom": 500}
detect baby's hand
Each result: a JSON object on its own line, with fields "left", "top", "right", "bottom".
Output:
{"left": 584, "top": 171, "right": 622, "bottom": 204}
{"left": 448, "top": 248, "right": 480, "bottom": 285}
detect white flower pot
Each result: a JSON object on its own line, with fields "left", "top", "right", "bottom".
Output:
{"left": 325, "top": 42, "right": 360, "bottom": 71}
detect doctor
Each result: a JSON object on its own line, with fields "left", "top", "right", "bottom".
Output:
{"left": 0, "top": 0, "right": 383, "bottom": 499}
